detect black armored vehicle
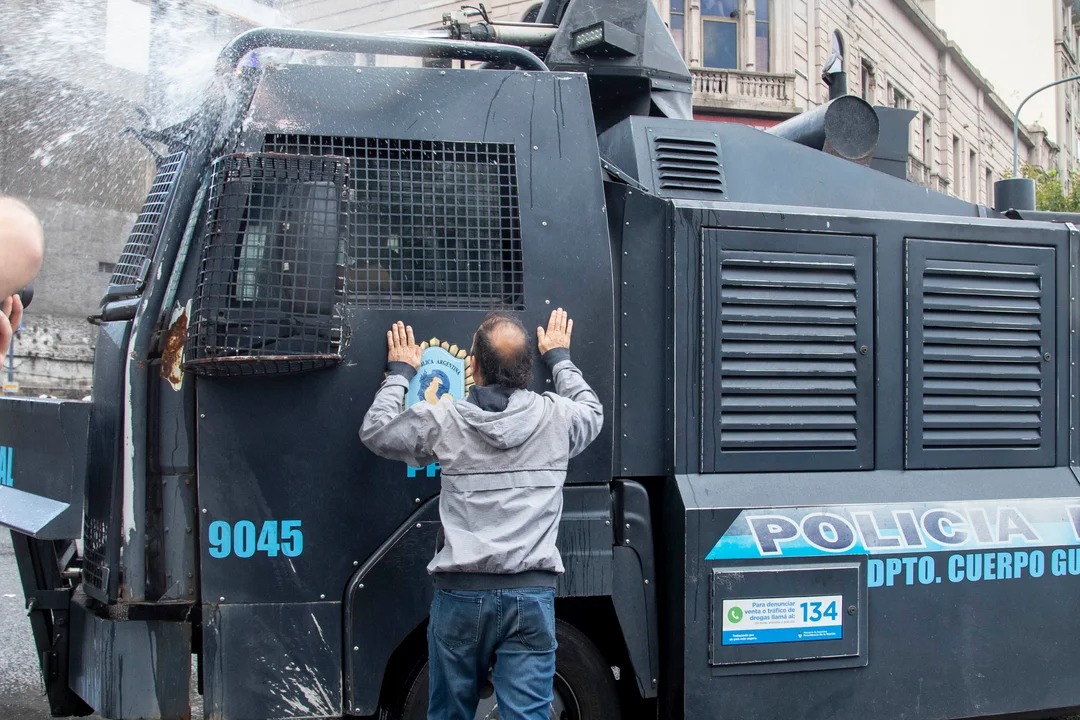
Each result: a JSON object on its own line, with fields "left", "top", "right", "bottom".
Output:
{"left": 5, "top": 1, "right": 1080, "bottom": 719}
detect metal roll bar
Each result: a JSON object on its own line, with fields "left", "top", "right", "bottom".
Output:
{"left": 217, "top": 27, "right": 549, "bottom": 72}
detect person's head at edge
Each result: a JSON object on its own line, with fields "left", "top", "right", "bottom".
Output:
{"left": 0, "top": 197, "right": 44, "bottom": 299}
{"left": 0, "top": 197, "right": 44, "bottom": 366}
{"left": 470, "top": 312, "right": 533, "bottom": 389}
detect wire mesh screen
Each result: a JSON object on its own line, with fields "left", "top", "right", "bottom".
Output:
{"left": 81, "top": 516, "right": 110, "bottom": 598}
{"left": 263, "top": 135, "right": 524, "bottom": 309}
{"left": 109, "top": 150, "right": 187, "bottom": 288}
{"left": 184, "top": 153, "right": 350, "bottom": 377}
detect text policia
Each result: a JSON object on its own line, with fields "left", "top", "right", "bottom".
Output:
{"left": 706, "top": 498, "right": 1080, "bottom": 588}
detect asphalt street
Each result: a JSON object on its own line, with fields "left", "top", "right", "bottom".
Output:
{"left": 0, "top": 533, "right": 202, "bottom": 720}
{"left": 0, "top": 530, "right": 61, "bottom": 720}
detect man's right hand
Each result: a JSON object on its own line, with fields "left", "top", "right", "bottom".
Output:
{"left": 387, "top": 320, "right": 422, "bottom": 370}
{"left": 537, "top": 308, "right": 573, "bottom": 354}
{"left": 0, "top": 294, "right": 23, "bottom": 365}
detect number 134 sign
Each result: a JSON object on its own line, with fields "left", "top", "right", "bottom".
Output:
{"left": 721, "top": 594, "right": 843, "bottom": 646}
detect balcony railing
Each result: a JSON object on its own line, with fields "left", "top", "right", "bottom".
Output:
{"left": 908, "top": 154, "right": 931, "bottom": 187}
{"left": 908, "top": 154, "right": 952, "bottom": 195}
{"left": 690, "top": 67, "right": 798, "bottom": 115}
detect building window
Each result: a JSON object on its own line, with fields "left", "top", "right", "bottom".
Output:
{"left": 952, "top": 136, "right": 961, "bottom": 195}
{"left": 922, "top": 113, "right": 933, "bottom": 164}
{"left": 672, "top": 0, "right": 775, "bottom": 71}
{"left": 755, "top": 0, "right": 770, "bottom": 71}
{"left": 701, "top": 0, "right": 740, "bottom": 69}
{"left": 986, "top": 168, "right": 994, "bottom": 205}
{"left": 671, "top": 0, "right": 685, "bottom": 58}
{"left": 1069, "top": 108, "right": 1077, "bottom": 158}
{"left": 861, "top": 59, "right": 875, "bottom": 101}
{"left": 890, "top": 83, "right": 910, "bottom": 110}
{"left": 969, "top": 149, "right": 977, "bottom": 202}
{"left": 104, "top": 0, "right": 150, "bottom": 74}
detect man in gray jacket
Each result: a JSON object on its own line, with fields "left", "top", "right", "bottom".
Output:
{"left": 360, "top": 308, "right": 603, "bottom": 720}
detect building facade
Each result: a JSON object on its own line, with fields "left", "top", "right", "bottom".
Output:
{"left": 2, "top": 0, "right": 1055, "bottom": 395}
{"left": 1, "top": 0, "right": 153, "bottom": 397}
{"left": 0, "top": 0, "right": 279, "bottom": 397}
{"left": 289, "top": 0, "right": 1049, "bottom": 204}
{"left": 925, "top": 0, "right": 1079, "bottom": 181}
{"left": 801, "top": 0, "right": 1048, "bottom": 202}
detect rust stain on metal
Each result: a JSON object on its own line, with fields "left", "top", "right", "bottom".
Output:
{"left": 161, "top": 308, "right": 188, "bottom": 390}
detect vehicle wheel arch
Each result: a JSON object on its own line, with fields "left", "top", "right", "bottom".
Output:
{"left": 377, "top": 597, "right": 634, "bottom": 719}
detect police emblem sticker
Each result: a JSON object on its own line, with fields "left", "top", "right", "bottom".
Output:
{"left": 407, "top": 338, "right": 473, "bottom": 408}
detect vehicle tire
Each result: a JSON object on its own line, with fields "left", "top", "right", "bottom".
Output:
{"left": 399, "top": 619, "right": 621, "bottom": 720}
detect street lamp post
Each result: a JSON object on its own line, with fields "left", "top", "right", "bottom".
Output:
{"left": 998, "top": 73, "right": 1080, "bottom": 212}
{"left": 1012, "top": 73, "right": 1080, "bottom": 176}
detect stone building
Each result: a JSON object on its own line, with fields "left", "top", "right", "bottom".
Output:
{"left": 795, "top": 0, "right": 1052, "bottom": 202}
{"left": 0, "top": 0, "right": 1056, "bottom": 396}
{"left": 288, "top": 0, "right": 1051, "bottom": 204}
{"left": 0, "top": 0, "right": 279, "bottom": 397}
{"left": 1, "top": 0, "right": 152, "bottom": 398}
{"left": 926, "top": 0, "right": 1080, "bottom": 181}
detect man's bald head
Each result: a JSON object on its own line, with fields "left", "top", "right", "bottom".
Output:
{"left": 472, "top": 312, "right": 533, "bottom": 389}
{"left": 0, "top": 197, "right": 44, "bottom": 299}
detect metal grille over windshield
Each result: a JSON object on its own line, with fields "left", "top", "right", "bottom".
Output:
{"left": 185, "top": 153, "right": 350, "bottom": 377}
{"left": 264, "top": 134, "right": 524, "bottom": 310}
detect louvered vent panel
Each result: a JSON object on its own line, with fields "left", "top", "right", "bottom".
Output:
{"left": 922, "top": 261, "right": 1043, "bottom": 448}
{"left": 702, "top": 231, "right": 873, "bottom": 473}
{"left": 651, "top": 136, "right": 724, "bottom": 197}
{"left": 721, "top": 254, "right": 858, "bottom": 450}
{"left": 907, "top": 240, "right": 1056, "bottom": 469}
{"left": 109, "top": 150, "right": 186, "bottom": 289}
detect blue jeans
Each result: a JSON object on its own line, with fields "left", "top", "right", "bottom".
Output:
{"left": 427, "top": 587, "right": 557, "bottom": 720}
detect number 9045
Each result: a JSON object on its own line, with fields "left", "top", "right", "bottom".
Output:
{"left": 208, "top": 519, "right": 303, "bottom": 559}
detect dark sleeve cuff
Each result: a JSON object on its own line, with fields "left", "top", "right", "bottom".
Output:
{"left": 387, "top": 362, "right": 417, "bottom": 381}
{"left": 541, "top": 347, "right": 571, "bottom": 370}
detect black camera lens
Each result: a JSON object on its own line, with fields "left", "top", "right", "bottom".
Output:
{"left": 17, "top": 284, "right": 33, "bottom": 308}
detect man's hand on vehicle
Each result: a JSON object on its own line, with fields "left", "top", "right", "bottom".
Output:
{"left": 387, "top": 321, "right": 421, "bottom": 369}
{"left": 537, "top": 308, "right": 572, "bottom": 354}
{"left": 0, "top": 294, "right": 23, "bottom": 365}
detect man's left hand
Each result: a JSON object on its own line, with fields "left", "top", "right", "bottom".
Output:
{"left": 0, "top": 294, "right": 23, "bottom": 365}
{"left": 538, "top": 307, "right": 573, "bottom": 354}
{"left": 387, "top": 321, "right": 421, "bottom": 369}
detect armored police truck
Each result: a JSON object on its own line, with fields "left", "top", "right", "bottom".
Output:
{"left": 4, "top": 0, "right": 1080, "bottom": 718}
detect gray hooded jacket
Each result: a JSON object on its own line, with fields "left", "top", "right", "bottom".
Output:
{"left": 360, "top": 350, "right": 603, "bottom": 588}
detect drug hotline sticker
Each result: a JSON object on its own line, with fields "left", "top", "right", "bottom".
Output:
{"left": 721, "top": 595, "right": 843, "bottom": 646}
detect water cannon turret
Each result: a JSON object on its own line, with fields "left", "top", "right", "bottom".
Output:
{"left": 768, "top": 27, "right": 919, "bottom": 182}
{"left": 541, "top": 0, "right": 692, "bottom": 131}
{"left": 768, "top": 31, "right": 880, "bottom": 164}
{"left": 767, "top": 96, "right": 880, "bottom": 163}
{"left": 443, "top": 0, "right": 692, "bottom": 133}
